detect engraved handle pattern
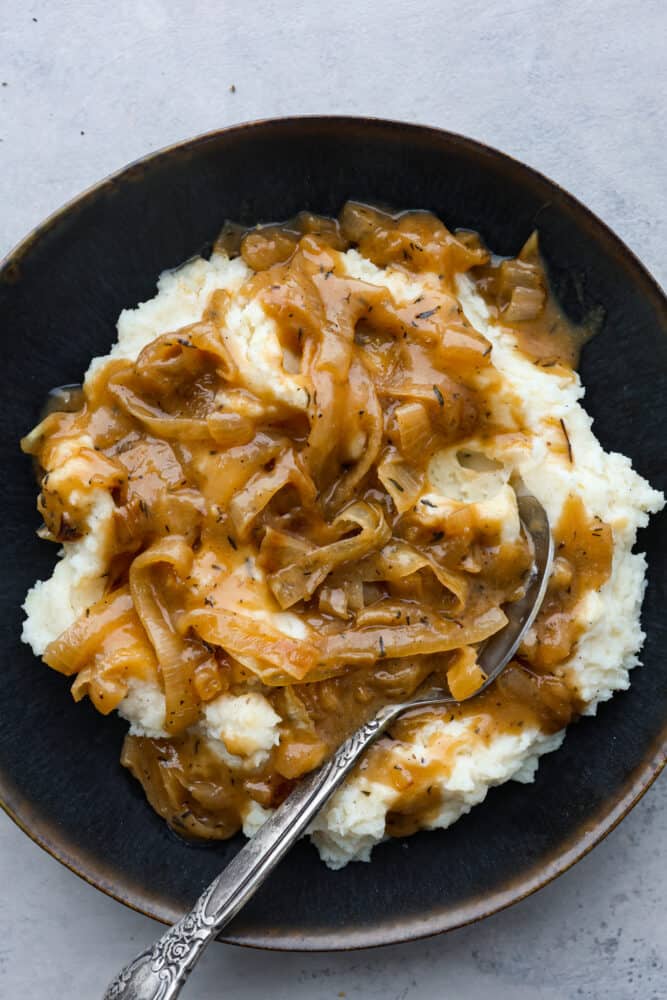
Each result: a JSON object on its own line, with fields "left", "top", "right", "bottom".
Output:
{"left": 104, "top": 879, "right": 218, "bottom": 1000}
{"left": 103, "top": 703, "right": 401, "bottom": 1000}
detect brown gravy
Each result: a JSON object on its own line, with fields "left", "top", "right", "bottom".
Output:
{"left": 472, "top": 231, "right": 597, "bottom": 370}
{"left": 24, "top": 202, "right": 610, "bottom": 842}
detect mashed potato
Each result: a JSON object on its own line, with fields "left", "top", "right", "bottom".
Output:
{"left": 22, "top": 223, "right": 664, "bottom": 868}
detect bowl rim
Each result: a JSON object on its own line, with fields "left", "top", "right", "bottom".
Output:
{"left": 1, "top": 114, "right": 666, "bottom": 951}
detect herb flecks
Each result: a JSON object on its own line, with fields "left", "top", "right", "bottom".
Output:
{"left": 560, "top": 418, "right": 574, "bottom": 464}
{"left": 416, "top": 306, "right": 440, "bottom": 320}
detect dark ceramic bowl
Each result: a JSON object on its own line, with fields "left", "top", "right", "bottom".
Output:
{"left": 1, "top": 117, "right": 666, "bottom": 950}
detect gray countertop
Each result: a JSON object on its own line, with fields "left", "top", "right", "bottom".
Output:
{"left": 1, "top": 2, "right": 666, "bottom": 997}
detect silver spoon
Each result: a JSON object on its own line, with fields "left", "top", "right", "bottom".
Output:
{"left": 102, "top": 491, "right": 552, "bottom": 1000}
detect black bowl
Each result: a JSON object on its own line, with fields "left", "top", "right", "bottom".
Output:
{"left": 1, "top": 117, "right": 666, "bottom": 950}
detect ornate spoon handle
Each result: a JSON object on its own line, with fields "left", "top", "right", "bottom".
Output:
{"left": 103, "top": 702, "right": 401, "bottom": 999}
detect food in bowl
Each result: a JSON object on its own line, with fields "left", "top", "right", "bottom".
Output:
{"left": 21, "top": 203, "right": 664, "bottom": 868}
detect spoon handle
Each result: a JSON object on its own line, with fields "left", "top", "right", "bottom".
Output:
{"left": 102, "top": 703, "right": 400, "bottom": 1000}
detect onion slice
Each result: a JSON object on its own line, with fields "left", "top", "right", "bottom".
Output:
{"left": 268, "top": 500, "right": 391, "bottom": 609}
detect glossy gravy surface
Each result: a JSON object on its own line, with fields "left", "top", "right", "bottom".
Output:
{"left": 24, "top": 203, "right": 611, "bottom": 841}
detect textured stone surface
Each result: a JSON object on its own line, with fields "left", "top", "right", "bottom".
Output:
{"left": 1, "top": 1, "right": 665, "bottom": 997}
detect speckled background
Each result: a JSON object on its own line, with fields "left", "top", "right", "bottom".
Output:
{"left": 1, "top": 2, "right": 665, "bottom": 997}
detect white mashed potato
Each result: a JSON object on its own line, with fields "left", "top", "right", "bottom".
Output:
{"left": 22, "top": 247, "right": 664, "bottom": 869}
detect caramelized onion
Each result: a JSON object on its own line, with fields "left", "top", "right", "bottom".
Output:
{"left": 181, "top": 608, "right": 319, "bottom": 681}
{"left": 359, "top": 539, "right": 468, "bottom": 613}
{"left": 44, "top": 588, "right": 135, "bottom": 676}
{"left": 257, "top": 527, "right": 314, "bottom": 575}
{"left": 504, "top": 286, "right": 546, "bottom": 322}
{"left": 325, "top": 357, "right": 384, "bottom": 508}
{"left": 45, "top": 587, "right": 159, "bottom": 714}
{"left": 206, "top": 410, "right": 255, "bottom": 446}
{"left": 130, "top": 537, "right": 206, "bottom": 734}
{"left": 321, "top": 607, "right": 507, "bottom": 667}
{"left": 25, "top": 201, "right": 608, "bottom": 848}
{"left": 134, "top": 323, "right": 238, "bottom": 385}
{"left": 446, "top": 646, "right": 487, "bottom": 700}
{"left": 268, "top": 500, "right": 391, "bottom": 609}
{"left": 229, "top": 451, "right": 317, "bottom": 541}
{"left": 395, "top": 401, "right": 433, "bottom": 456}
{"left": 339, "top": 202, "right": 489, "bottom": 277}
{"left": 108, "top": 381, "right": 218, "bottom": 441}
{"left": 377, "top": 454, "right": 423, "bottom": 514}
